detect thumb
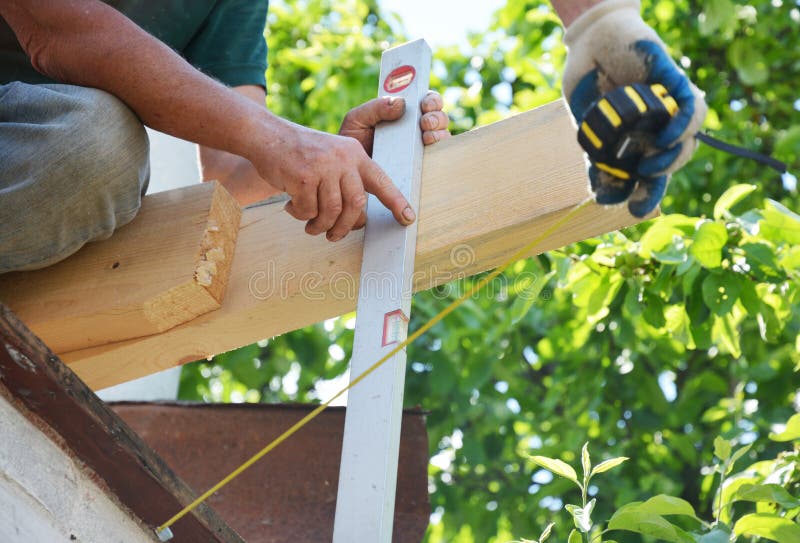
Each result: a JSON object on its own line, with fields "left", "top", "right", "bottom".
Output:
{"left": 340, "top": 96, "right": 406, "bottom": 133}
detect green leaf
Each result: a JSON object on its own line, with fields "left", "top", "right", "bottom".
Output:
{"left": 608, "top": 496, "right": 700, "bottom": 542}
{"left": 734, "top": 484, "right": 800, "bottom": 509}
{"left": 566, "top": 498, "right": 595, "bottom": 533}
{"left": 738, "top": 279, "right": 761, "bottom": 315}
{"left": 775, "top": 125, "right": 800, "bottom": 160}
{"left": 769, "top": 413, "right": 800, "bottom": 442}
{"left": 568, "top": 529, "right": 582, "bottom": 543}
{"left": 721, "top": 476, "right": 760, "bottom": 523}
{"left": 528, "top": 455, "right": 579, "bottom": 485}
{"left": 697, "top": 526, "right": 732, "bottom": 543}
{"left": 510, "top": 271, "right": 553, "bottom": 324}
{"left": 714, "top": 436, "right": 732, "bottom": 462}
{"left": 780, "top": 244, "right": 800, "bottom": 272}
{"left": 699, "top": 0, "right": 736, "bottom": 35}
{"left": 643, "top": 291, "right": 667, "bottom": 328}
{"left": 728, "top": 39, "right": 769, "bottom": 86}
{"left": 624, "top": 285, "right": 643, "bottom": 317}
{"left": 690, "top": 221, "right": 728, "bottom": 268}
{"left": 742, "top": 242, "right": 779, "bottom": 277}
{"left": 650, "top": 236, "right": 688, "bottom": 265}
{"left": 714, "top": 184, "right": 757, "bottom": 219}
{"left": 591, "top": 456, "right": 629, "bottom": 477}
{"left": 734, "top": 513, "right": 800, "bottom": 543}
{"left": 538, "top": 522, "right": 555, "bottom": 543}
{"left": 639, "top": 221, "right": 680, "bottom": 259}
{"left": 608, "top": 510, "right": 685, "bottom": 543}
{"left": 630, "top": 495, "right": 700, "bottom": 519}
{"left": 586, "top": 273, "right": 623, "bottom": 323}
{"left": 581, "top": 442, "right": 591, "bottom": 479}
{"left": 714, "top": 313, "right": 742, "bottom": 358}
{"left": 702, "top": 273, "right": 741, "bottom": 316}
{"left": 687, "top": 272, "right": 711, "bottom": 325}
{"left": 760, "top": 199, "right": 800, "bottom": 244}
{"left": 727, "top": 444, "right": 753, "bottom": 474}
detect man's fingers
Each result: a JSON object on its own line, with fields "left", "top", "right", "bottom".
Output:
{"left": 421, "top": 110, "right": 449, "bottom": 132}
{"left": 284, "top": 195, "right": 318, "bottom": 221}
{"left": 281, "top": 173, "right": 320, "bottom": 221}
{"left": 421, "top": 90, "right": 444, "bottom": 113}
{"left": 341, "top": 96, "right": 406, "bottom": 132}
{"left": 360, "top": 158, "right": 415, "bottom": 226}
{"left": 353, "top": 211, "right": 367, "bottom": 230}
{"left": 326, "top": 173, "right": 367, "bottom": 241}
{"left": 422, "top": 129, "right": 451, "bottom": 146}
{"left": 305, "top": 180, "right": 343, "bottom": 235}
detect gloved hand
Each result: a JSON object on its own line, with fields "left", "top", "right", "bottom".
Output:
{"left": 562, "top": 0, "right": 707, "bottom": 217}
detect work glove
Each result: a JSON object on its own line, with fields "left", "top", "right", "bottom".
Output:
{"left": 562, "top": 0, "right": 707, "bottom": 217}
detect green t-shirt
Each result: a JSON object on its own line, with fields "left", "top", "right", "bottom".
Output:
{"left": 0, "top": 0, "right": 269, "bottom": 87}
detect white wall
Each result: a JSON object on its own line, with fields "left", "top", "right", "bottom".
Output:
{"left": 0, "top": 393, "right": 155, "bottom": 542}
{"left": 145, "top": 128, "right": 200, "bottom": 193}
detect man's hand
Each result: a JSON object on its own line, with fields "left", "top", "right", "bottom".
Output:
{"left": 244, "top": 92, "right": 450, "bottom": 242}
{"left": 325, "top": 91, "right": 450, "bottom": 234}
{"left": 558, "top": 0, "right": 707, "bottom": 217}
{"left": 201, "top": 90, "right": 449, "bottom": 242}
{"left": 248, "top": 122, "right": 410, "bottom": 242}
{"left": 339, "top": 91, "right": 451, "bottom": 155}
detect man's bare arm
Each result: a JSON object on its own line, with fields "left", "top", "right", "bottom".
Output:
{"left": 1, "top": 1, "right": 270, "bottom": 162}
{"left": 197, "top": 85, "right": 282, "bottom": 206}
{"left": 550, "top": 0, "right": 604, "bottom": 27}
{"left": 0, "top": 0, "right": 416, "bottom": 239}
{"left": 198, "top": 87, "right": 450, "bottom": 210}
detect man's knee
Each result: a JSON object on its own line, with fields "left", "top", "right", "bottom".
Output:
{"left": 0, "top": 84, "right": 150, "bottom": 273}
{"left": 58, "top": 85, "right": 150, "bottom": 199}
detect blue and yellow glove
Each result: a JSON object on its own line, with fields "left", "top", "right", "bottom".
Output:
{"left": 563, "top": 0, "right": 707, "bottom": 217}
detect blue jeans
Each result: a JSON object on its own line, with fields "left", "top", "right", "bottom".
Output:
{"left": 0, "top": 83, "right": 150, "bottom": 273}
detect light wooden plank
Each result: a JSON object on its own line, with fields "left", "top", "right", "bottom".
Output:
{"left": 57, "top": 100, "right": 650, "bottom": 389}
{"left": 0, "top": 181, "right": 241, "bottom": 353}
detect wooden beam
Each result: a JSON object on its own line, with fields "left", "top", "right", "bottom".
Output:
{"left": 14, "top": 100, "right": 650, "bottom": 390}
{"left": 0, "top": 304, "right": 244, "bottom": 543}
{"left": 0, "top": 181, "right": 241, "bottom": 353}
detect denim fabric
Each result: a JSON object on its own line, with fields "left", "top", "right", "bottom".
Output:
{"left": 0, "top": 83, "right": 150, "bottom": 273}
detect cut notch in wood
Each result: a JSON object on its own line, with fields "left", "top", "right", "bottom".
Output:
{"left": 0, "top": 181, "right": 241, "bottom": 353}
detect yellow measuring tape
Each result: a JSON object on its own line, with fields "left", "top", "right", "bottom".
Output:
{"left": 156, "top": 198, "right": 593, "bottom": 536}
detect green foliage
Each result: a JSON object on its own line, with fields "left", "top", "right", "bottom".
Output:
{"left": 264, "top": 0, "right": 404, "bottom": 133}
{"left": 529, "top": 444, "right": 628, "bottom": 541}
{"left": 179, "top": 1, "right": 800, "bottom": 541}
{"left": 733, "top": 514, "right": 800, "bottom": 543}
{"left": 516, "top": 431, "right": 799, "bottom": 543}
{"left": 769, "top": 414, "right": 800, "bottom": 442}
